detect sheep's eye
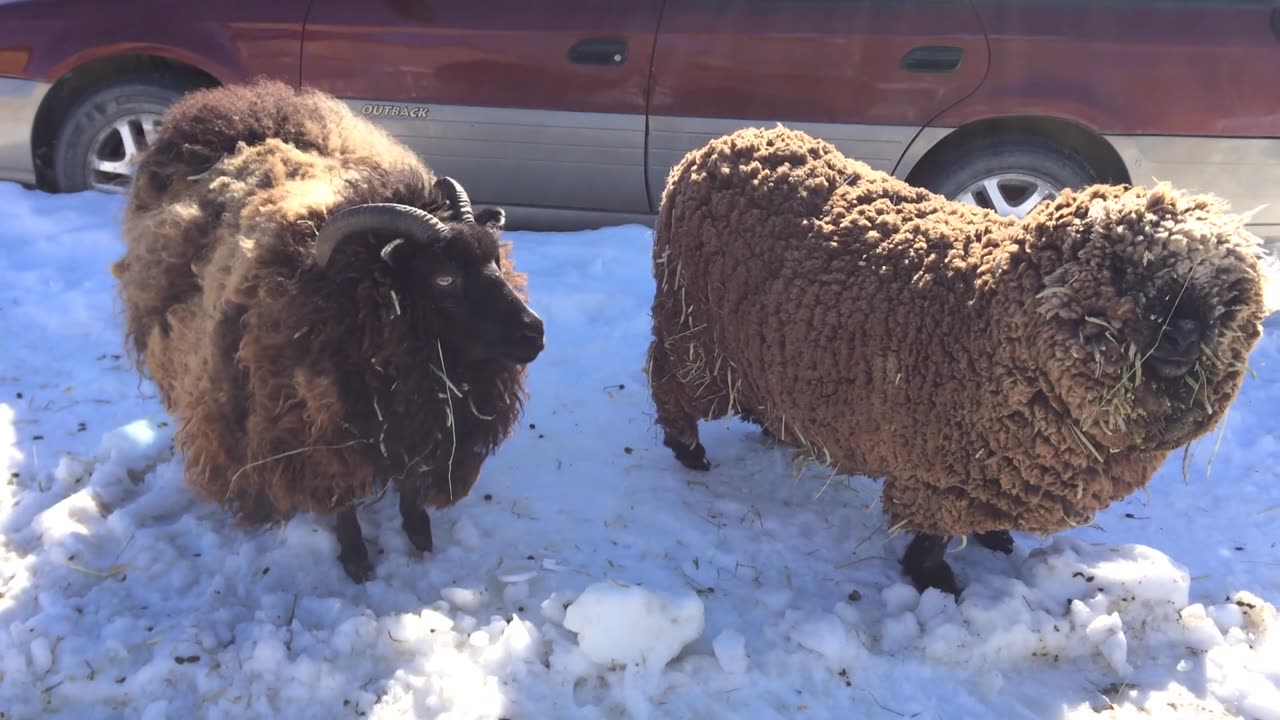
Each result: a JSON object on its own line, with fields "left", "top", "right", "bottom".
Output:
{"left": 435, "top": 275, "right": 456, "bottom": 287}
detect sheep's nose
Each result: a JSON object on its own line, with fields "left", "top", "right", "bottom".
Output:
{"left": 1154, "top": 317, "right": 1202, "bottom": 358}
{"left": 510, "top": 310, "right": 544, "bottom": 356}
{"left": 1144, "top": 317, "right": 1203, "bottom": 379}
{"left": 520, "top": 310, "right": 545, "bottom": 341}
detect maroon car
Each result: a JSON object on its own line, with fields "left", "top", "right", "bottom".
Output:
{"left": 0, "top": 0, "right": 1277, "bottom": 240}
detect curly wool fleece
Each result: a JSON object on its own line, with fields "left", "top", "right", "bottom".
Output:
{"left": 646, "top": 125, "right": 1269, "bottom": 538}
{"left": 112, "top": 81, "right": 531, "bottom": 524}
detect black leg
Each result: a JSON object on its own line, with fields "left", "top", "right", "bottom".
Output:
{"left": 974, "top": 529, "right": 1014, "bottom": 555}
{"left": 398, "top": 478, "right": 434, "bottom": 553}
{"left": 663, "top": 432, "right": 711, "bottom": 471}
{"left": 759, "top": 424, "right": 800, "bottom": 450}
{"left": 335, "top": 507, "right": 375, "bottom": 583}
{"left": 649, "top": 342, "right": 711, "bottom": 471}
{"left": 901, "top": 532, "right": 960, "bottom": 597}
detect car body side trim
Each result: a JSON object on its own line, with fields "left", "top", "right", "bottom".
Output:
{"left": 1103, "top": 134, "right": 1280, "bottom": 228}
{"left": 337, "top": 99, "right": 650, "bottom": 214}
{"left": 0, "top": 77, "right": 50, "bottom": 186}
{"left": 646, "top": 115, "right": 919, "bottom": 210}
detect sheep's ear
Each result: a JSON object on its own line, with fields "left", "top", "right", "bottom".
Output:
{"left": 476, "top": 207, "right": 506, "bottom": 231}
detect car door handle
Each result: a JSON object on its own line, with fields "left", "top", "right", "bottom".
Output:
{"left": 900, "top": 45, "right": 963, "bottom": 73}
{"left": 568, "top": 38, "right": 628, "bottom": 65}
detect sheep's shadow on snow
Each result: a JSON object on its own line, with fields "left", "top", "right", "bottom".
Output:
{"left": 0, "top": 390, "right": 542, "bottom": 714}
{"left": 0, "top": 440, "right": 536, "bottom": 715}
{"left": 3, "top": 217, "right": 1269, "bottom": 718}
{"left": 639, "top": 421, "right": 1224, "bottom": 718}
{"left": 0, "top": 388, "right": 1228, "bottom": 718}
{"left": 4, "top": 228, "right": 1267, "bottom": 718}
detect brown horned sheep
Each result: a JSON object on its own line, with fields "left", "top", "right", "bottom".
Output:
{"left": 645, "top": 125, "right": 1270, "bottom": 596}
{"left": 111, "top": 79, "right": 545, "bottom": 582}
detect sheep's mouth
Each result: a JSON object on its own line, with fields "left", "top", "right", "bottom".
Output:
{"left": 489, "top": 325, "right": 545, "bottom": 365}
{"left": 1144, "top": 354, "right": 1199, "bottom": 381}
{"left": 1119, "top": 381, "right": 1203, "bottom": 451}
{"left": 503, "top": 338, "right": 545, "bottom": 365}
{"left": 1140, "top": 316, "right": 1204, "bottom": 381}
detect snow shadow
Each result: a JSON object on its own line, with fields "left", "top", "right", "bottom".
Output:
{"left": 1, "top": 214, "right": 1273, "bottom": 717}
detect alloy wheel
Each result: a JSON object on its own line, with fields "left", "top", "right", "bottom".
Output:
{"left": 85, "top": 113, "right": 161, "bottom": 193}
{"left": 955, "top": 173, "right": 1059, "bottom": 218}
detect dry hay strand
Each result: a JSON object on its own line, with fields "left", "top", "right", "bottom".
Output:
{"left": 811, "top": 462, "right": 844, "bottom": 499}
{"left": 886, "top": 517, "right": 912, "bottom": 539}
{"left": 225, "top": 437, "right": 375, "bottom": 502}
{"left": 1083, "top": 259, "right": 1205, "bottom": 441}
{"left": 434, "top": 338, "right": 459, "bottom": 502}
{"left": 1070, "top": 423, "right": 1105, "bottom": 464}
{"left": 655, "top": 246, "right": 673, "bottom": 292}
{"left": 784, "top": 421, "right": 829, "bottom": 474}
{"left": 659, "top": 251, "right": 748, "bottom": 421}
{"left": 671, "top": 337, "right": 742, "bottom": 418}
{"left": 1205, "top": 404, "right": 1231, "bottom": 479}
{"left": 1178, "top": 400, "right": 1235, "bottom": 487}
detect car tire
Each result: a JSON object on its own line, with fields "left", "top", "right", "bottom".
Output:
{"left": 51, "top": 78, "right": 192, "bottom": 194}
{"left": 914, "top": 135, "right": 1100, "bottom": 219}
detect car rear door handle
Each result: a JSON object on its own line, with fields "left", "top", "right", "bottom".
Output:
{"left": 900, "top": 45, "right": 964, "bottom": 73}
{"left": 568, "top": 38, "right": 628, "bottom": 65}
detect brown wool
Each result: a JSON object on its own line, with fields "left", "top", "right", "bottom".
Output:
{"left": 112, "top": 80, "right": 530, "bottom": 524}
{"left": 646, "top": 125, "right": 1269, "bottom": 537}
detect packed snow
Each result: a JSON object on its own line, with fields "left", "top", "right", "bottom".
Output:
{"left": 1, "top": 179, "right": 1278, "bottom": 719}
{"left": 562, "top": 581, "right": 705, "bottom": 672}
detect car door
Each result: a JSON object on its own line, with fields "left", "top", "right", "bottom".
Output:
{"left": 646, "top": 0, "right": 989, "bottom": 209}
{"left": 301, "top": 0, "right": 664, "bottom": 214}
{"left": 951, "top": 0, "right": 1280, "bottom": 233}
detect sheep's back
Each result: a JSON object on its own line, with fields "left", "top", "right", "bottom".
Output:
{"left": 656, "top": 125, "right": 1021, "bottom": 470}
{"left": 116, "top": 79, "right": 438, "bottom": 358}
{"left": 130, "top": 80, "right": 418, "bottom": 207}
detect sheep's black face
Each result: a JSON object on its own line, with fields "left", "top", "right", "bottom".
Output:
{"left": 1137, "top": 289, "right": 1206, "bottom": 381}
{"left": 390, "top": 210, "right": 545, "bottom": 366}
{"left": 1029, "top": 184, "right": 1268, "bottom": 453}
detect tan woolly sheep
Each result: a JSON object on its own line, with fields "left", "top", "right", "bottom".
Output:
{"left": 646, "top": 125, "right": 1270, "bottom": 595}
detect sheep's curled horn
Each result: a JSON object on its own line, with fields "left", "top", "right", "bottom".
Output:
{"left": 436, "top": 176, "right": 475, "bottom": 224}
{"left": 312, "top": 176, "right": 480, "bottom": 267}
{"left": 313, "top": 203, "right": 450, "bottom": 268}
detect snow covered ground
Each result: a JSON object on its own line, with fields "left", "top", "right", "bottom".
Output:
{"left": 1, "top": 179, "right": 1277, "bottom": 719}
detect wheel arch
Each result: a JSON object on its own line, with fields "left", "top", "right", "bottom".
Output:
{"left": 31, "top": 52, "right": 223, "bottom": 190}
{"left": 895, "top": 115, "right": 1133, "bottom": 190}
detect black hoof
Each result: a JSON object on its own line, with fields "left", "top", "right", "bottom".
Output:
{"left": 403, "top": 510, "right": 434, "bottom": 553}
{"left": 339, "top": 550, "right": 375, "bottom": 583}
{"left": 974, "top": 529, "right": 1014, "bottom": 555}
{"left": 901, "top": 533, "right": 961, "bottom": 598}
{"left": 665, "top": 436, "right": 711, "bottom": 471}
{"left": 906, "top": 560, "right": 960, "bottom": 597}
{"left": 335, "top": 507, "right": 374, "bottom": 583}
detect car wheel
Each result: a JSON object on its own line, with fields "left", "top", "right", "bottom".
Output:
{"left": 51, "top": 78, "right": 190, "bottom": 194}
{"left": 915, "top": 136, "right": 1100, "bottom": 219}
